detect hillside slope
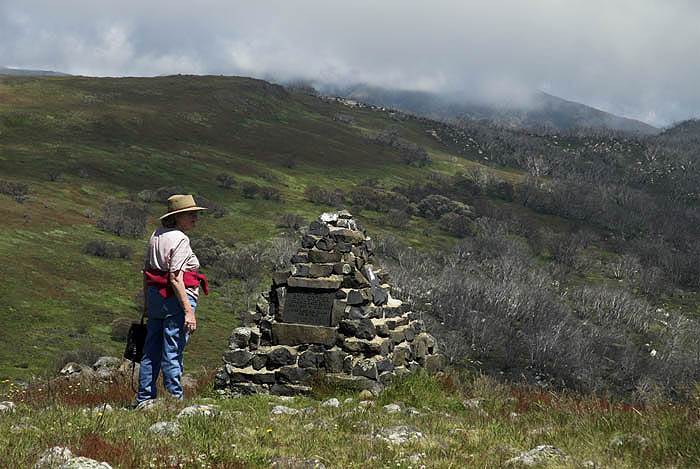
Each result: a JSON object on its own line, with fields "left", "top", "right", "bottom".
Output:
{"left": 0, "top": 74, "right": 698, "bottom": 403}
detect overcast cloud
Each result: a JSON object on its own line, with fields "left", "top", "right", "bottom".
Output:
{"left": 1, "top": 0, "right": 699, "bottom": 127}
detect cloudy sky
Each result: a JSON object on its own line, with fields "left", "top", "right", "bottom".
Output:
{"left": 1, "top": 0, "right": 699, "bottom": 127}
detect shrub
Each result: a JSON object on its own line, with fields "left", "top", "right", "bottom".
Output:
{"left": 242, "top": 182, "right": 260, "bottom": 199}
{"left": 277, "top": 213, "right": 306, "bottom": 231}
{"left": 154, "top": 186, "right": 185, "bottom": 202}
{"left": 216, "top": 173, "right": 236, "bottom": 189}
{"left": 417, "top": 194, "right": 473, "bottom": 219}
{"left": 96, "top": 198, "right": 147, "bottom": 238}
{"left": 260, "top": 186, "right": 281, "bottom": 201}
{"left": 304, "top": 185, "right": 345, "bottom": 206}
{"left": 110, "top": 317, "right": 133, "bottom": 341}
{"left": 83, "top": 240, "right": 133, "bottom": 259}
{"left": 55, "top": 343, "right": 106, "bottom": 371}
{"left": 440, "top": 211, "right": 472, "bottom": 237}
{"left": 197, "top": 197, "right": 226, "bottom": 218}
{"left": 190, "top": 235, "right": 229, "bottom": 268}
{"left": 385, "top": 209, "right": 410, "bottom": 228}
{"left": 0, "top": 179, "right": 29, "bottom": 202}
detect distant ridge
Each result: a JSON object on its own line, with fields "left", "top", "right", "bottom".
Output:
{"left": 0, "top": 67, "right": 71, "bottom": 76}
{"left": 324, "top": 83, "right": 658, "bottom": 135}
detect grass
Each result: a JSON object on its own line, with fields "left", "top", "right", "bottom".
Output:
{"left": 1, "top": 371, "right": 699, "bottom": 468}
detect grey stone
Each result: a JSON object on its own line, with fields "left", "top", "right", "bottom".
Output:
{"left": 222, "top": 349, "right": 253, "bottom": 367}
{"left": 310, "top": 264, "right": 335, "bottom": 277}
{"left": 330, "top": 228, "right": 365, "bottom": 244}
{"left": 504, "top": 445, "right": 569, "bottom": 467}
{"left": 214, "top": 368, "right": 229, "bottom": 387}
{"left": 287, "top": 275, "right": 342, "bottom": 289}
{"left": 35, "top": 446, "right": 73, "bottom": 469}
{"left": 0, "top": 401, "right": 17, "bottom": 413}
{"left": 267, "top": 347, "right": 298, "bottom": 368}
{"left": 176, "top": 405, "right": 219, "bottom": 419}
{"left": 315, "top": 238, "right": 336, "bottom": 251}
{"left": 270, "top": 457, "right": 326, "bottom": 469}
{"left": 57, "top": 457, "right": 113, "bottom": 469}
{"left": 291, "top": 264, "right": 310, "bottom": 277}
{"left": 307, "top": 249, "right": 342, "bottom": 263}
{"left": 272, "top": 270, "right": 291, "bottom": 286}
{"left": 149, "top": 421, "right": 181, "bottom": 436}
{"left": 230, "top": 327, "right": 253, "bottom": 349}
{"left": 321, "top": 398, "right": 341, "bottom": 408}
{"left": 372, "top": 425, "right": 425, "bottom": 445}
{"left": 393, "top": 344, "right": 412, "bottom": 367}
{"left": 271, "top": 405, "right": 300, "bottom": 415}
{"left": 251, "top": 352, "right": 268, "bottom": 370}
{"left": 371, "top": 285, "right": 388, "bottom": 306}
{"left": 290, "top": 253, "right": 308, "bottom": 264}
{"left": 386, "top": 316, "right": 409, "bottom": 329}
{"left": 335, "top": 289, "right": 348, "bottom": 299}
{"left": 92, "top": 356, "right": 121, "bottom": 369}
{"left": 379, "top": 371, "right": 396, "bottom": 386}
{"left": 343, "top": 337, "right": 393, "bottom": 355}
{"left": 376, "top": 358, "right": 394, "bottom": 373}
{"left": 272, "top": 323, "right": 336, "bottom": 347}
{"left": 301, "top": 234, "right": 320, "bottom": 248}
{"left": 336, "top": 241, "right": 352, "bottom": 253}
{"left": 383, "top": 403, "right": 401, "bottom": 413}
{"left": 229, "top": 367, "right": 276, "bottom": 385}
{"left": 390, "top": 328, "right": 405, "bottom": 344}
{"left": 324, "top": 373, "right": 382, "bottom": 394}
{"left": 423, "top": 354, "right": 447, "bottom": 373}
{"left": 256, "top": 294, "right": 270, "bottom": 316}
{"left": 347, "top": 306, "right": 366, "bottom": 320}
{"left": 249, "top": 328, "right": 261, "bottom": 350}
{"left": 374, "top": 321, "right": 390, "bottom": 337}
{"left": 309, "top": 220, "right": 330, "bottom": 237}
{"left": 353, "top": 358, "right": 378, "bottom": 380}
{"left": 298, "top": 351, "right": 324, "bottom": 369}
{"left": 608, "top": 434, "right": 649, "bottom": 450}
{"left": 346, "top": 289, "right": 371, "bottom": 305}
{"left": 229, "top": 382, "right": 268, "bottom": 395}
{"left": 344, "top": 270, "right": 370, "bottom": 289}
{"left": 337, "top": 209, "right": 353, "bottom": 219}
{"left": 271, "top": 383, "right": 312, "bottom": 396}
{"left": 277, "top": 366, "right": 312, "bottom": 384}
{"left": 320, "top": 212, "right": 339, "bottom": 223}
{"left": 333, "top": 262, "right": 352, "bottom": 275}
{"left": 323, "top": 349, "right": 346, "bottom": 373}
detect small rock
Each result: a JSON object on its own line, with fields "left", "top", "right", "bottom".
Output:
{"left": 403, "top": 407, "right": 420, "bottom": 416}
{"left": 383, "top": 403, "right": 401, "bottom": 413}
{"left": 35, "top": 446, "right": 73, "bottom": 469}
{"left": 462, "top": 398, "right": 482, "bottom": 409}
{"left": 0, "top": 401, "right": 16, "bottom": 413}
{"left": 148, "top": 421, "right": 181, "bottom": 436}
{"left": 11, "top": 422, "right": 40, "bottom": 433}
{"left": 271, "top": 405, "right": 300, "bottom": 415}
{"left": 608, "top": 433, "right": 648, "bottom": 450}
{"left": 177, "top": 404, "right": 219, "bottom": 419}
{"left": 92, "top": 356, "right": 121, "bottom": 369}
{"left": 582, "top": 461, "right": 597, "bottom": 468}
{"left": 359, "top": 389, "right": 373, "bottom": 400}
{"left": 343, "top": 397, "right": 353, "bottom": 404}
{"left": 372, "top": 425, "right": 425, "bottom": 445}
{"left": 57, "top": 457, "right": 112, "bottom": 468}
{"left": 527, "top": 425, "right": 554, "bottom": 437}
{"left": 358, "top": 400, "right": 375, "bottom": 408}
{"left": 82, "top": 404, "right": 113, "bottom": 415}
{"left": 504, "top": 445, "right": 569, "bottom": 467}
{"left": 321, "top": 398, "right": 340, "bottom": 408}
{"left": 270, "top": 457, "right": 326, "bottom": 468}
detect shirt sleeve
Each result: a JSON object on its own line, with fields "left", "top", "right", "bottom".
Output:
{"left": 168, "top": 234, "right": 192, "bottom": 272}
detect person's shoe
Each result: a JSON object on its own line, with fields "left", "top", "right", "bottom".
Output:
{"left": 135, "top": 399, "right": 158, "bottom": 411}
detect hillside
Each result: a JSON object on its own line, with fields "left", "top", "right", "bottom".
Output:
{"left": 0, "top": 74, "right": 699, "bottom": 405}
{"left": 326, "top": 83, "right": 658, "bottom": 134}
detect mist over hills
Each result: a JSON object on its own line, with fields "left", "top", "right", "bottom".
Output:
{"left": 320, "top": 83, "right": 658, "bottom": 135}
{"left": 0, "top": 67, "right": 71, "bottom": 77}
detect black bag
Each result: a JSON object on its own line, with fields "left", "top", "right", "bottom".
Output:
{"left": 124, "top": 315, "right": 147, "bottom": 363}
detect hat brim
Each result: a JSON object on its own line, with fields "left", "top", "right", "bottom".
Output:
{"left": 159, "top": 206, "right": 207, "bottom": 219}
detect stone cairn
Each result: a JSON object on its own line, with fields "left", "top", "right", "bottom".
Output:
{"left": 214, "top": 210, "right": 445, "bottom": 396}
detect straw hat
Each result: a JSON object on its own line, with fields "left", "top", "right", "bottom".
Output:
{"left": 159, "top": 194, "right": 207, "bottom": 219}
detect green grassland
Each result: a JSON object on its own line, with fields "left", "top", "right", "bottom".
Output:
{"left": 0, "top": 74, "right": 492, "bottom": 380}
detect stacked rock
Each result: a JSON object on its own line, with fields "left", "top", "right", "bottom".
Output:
{"left": 214, "top": 210, "right": 445, "bottom": 396}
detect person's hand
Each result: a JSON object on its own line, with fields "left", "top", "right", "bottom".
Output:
{"left": 184, "top": 311, "right": 197, "bottom": 333}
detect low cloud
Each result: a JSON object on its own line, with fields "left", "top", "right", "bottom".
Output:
{"left": 1, "top": 0, "right": 699, "bottom": 126}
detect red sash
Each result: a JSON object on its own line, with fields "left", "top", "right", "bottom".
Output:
{"left": 144, "top": 268, "right": 209, "bottom": 298}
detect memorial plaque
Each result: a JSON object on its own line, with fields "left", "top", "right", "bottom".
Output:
{"left": 283, "top": 288, "right": 335, "bottom": 326}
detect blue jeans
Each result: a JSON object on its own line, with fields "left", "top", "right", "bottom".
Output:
{"left": 137, "top": 286, "right": 196, "bottom": 402}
